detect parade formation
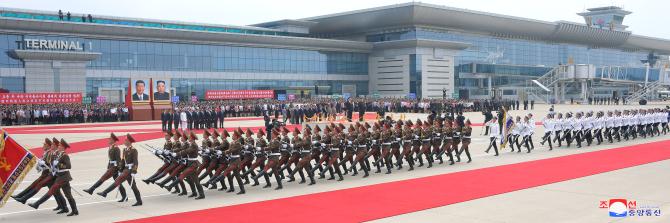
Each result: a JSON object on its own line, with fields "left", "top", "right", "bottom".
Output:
{"left": 7, "top": 106, "right": 669, "bottom": 217}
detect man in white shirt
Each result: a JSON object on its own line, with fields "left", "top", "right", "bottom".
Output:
{"left": 553, "top": 113, "right": 564, "bottom": 147}
{"left": 485, "top": 117, "right": 500, "bottom": 156}
{"left": 179, "top": 109, "right": 188, "bottom": 131}
{"left": 540, "top": 114, "right": 554, "bottom": 150}
{"left": 527, "top": 113, "right": 536, "bottom": 150}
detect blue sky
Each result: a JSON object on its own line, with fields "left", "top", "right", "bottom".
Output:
{"left": 1, "top": 0, "right": 667, "bottom": 39}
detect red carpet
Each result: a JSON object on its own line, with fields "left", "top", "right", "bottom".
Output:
{"left": 119, "top": 139, "right": 670, "bottom": 223}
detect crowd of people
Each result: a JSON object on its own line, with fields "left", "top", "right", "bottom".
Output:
{"left": 9, "top": 101, "right": 669, "bottom": 216}
{"left": 0, "top": 103, "right": 129, "bottom": 126}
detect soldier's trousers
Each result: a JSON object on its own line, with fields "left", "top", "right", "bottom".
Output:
{"left": 35, "top": 178, "right": 75, "bottom": 211}
{"left": 111, "top": 170, "right": 142, "bottom": 203}
{"left": 92, "top": 168, "right": 126, "bottom": 195}
{"left": 485, "top": 137, "right": 498, "bottom": 155}
{"left": 541, "top": 132, "right": 552, "bottom": 149}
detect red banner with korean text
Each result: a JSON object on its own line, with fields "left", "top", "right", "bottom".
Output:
{"left": 0, "top": 130, "right": 37, "bottom": 207}
{"left": 0, "top": 92, "right": 83, "bottom": 104}
{"left": 205, "top": 90, "right": 274, "bottom": 100}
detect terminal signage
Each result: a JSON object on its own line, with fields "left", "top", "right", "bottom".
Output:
{"left": 22, "top": 39, "right": 84, "bottom": 51}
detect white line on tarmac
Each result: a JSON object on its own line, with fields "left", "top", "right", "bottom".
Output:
{"left": 0, "top": 193, "right": 172, "bottom": 217}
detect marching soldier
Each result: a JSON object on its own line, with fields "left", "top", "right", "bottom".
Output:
{"left": 485, "top": 117, "right": 500, "bottom": 156}
{"left": 539, "top": 114, "right": 554, "bottom": 150}
{"left": 83, "top": 133, "right": 127, "bottom": 202}
{"left": 279, "top": 125, "right": 304, "bottom": 183}
{"left": 206, "top": 129, "right": 245, "bottom": 194}
{"left": 13, "top": 138, "right": 69, "bottom": 214}
{"left": 165, "top": 132, "right": 205, "bottom": 199}
{"left": 243, "top": 129, "right": 272, "bottom": 188}
{"left": 401, "top": 121, "right": 415, "bottom": 170}
{"left": 450, "top": 120, "right": 461, "bottom": 162}
{"left": 29, "top": 139, "right": 79, "bottom": 216}
{"left": 97, "top": 134, "right": 142, "bottom": 207}
{"left": 458, "top": 120, "right": 473, "bottom": 163}
{"left": 412, "top": 119, "right": 424, "bottom": 166}
{"left": 440, "top": 120, "right": 455, "bottom": 165}
{"left": 289, "top": 127, "right": 317, "bottom": 185}
{"left": 253, "top": 129, "right": 284, "bottom": 190}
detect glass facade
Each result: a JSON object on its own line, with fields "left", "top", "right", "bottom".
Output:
{"left": 0, "top": 76, "right": 25, "bottom": 92}
{"left": 171, "top": 78, "right": 368, "bottom": 99}
{"left": 367, "top": 27, "right": 651, "bottom": 68}
{"left": 0, "top": 11, "right": 293, "bottom": 37}
{"left": 0, "top": 33, "right": 369, "bottom": 96}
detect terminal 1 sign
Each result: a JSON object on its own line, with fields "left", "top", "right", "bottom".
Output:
{"left": 21, "top": 39, "right": 84, "bottom": 51}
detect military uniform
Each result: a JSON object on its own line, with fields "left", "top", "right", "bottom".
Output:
{"left": 97, "top": 134, "right": 142, "bottom": 206}
{"left": 29, "top": 139, "right": 79, "bottom": 216}
{"left": 84, "top": 133, "right": 127, "bottom": 202}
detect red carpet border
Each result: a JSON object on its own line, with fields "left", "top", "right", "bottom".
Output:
{"left": 119, "top": 139, "right": 670, "bottom": 223}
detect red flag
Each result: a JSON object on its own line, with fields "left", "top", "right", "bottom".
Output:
{"left": 125, "top": 79, "right": 132, "bottom": 107}
{"left": 0, "top": 130, "right": 37, "bottom": 207}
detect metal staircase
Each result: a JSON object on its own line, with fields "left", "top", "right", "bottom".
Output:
{"left": 524, "top": 66, "right": 563, "bottom": 103}
{"left": 625, "top": 81, "right": 664, "bottom": 101}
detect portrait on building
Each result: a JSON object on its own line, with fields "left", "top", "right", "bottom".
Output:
{"left": 131, "top": 79, "right": 150, "bottom": 102}
{"left": 153, "top": 79, "right": 171, "bottom": 101}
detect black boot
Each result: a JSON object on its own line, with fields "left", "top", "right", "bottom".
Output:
{"left": 83, "top": 180, "right": 103, "bottom": 195}
{"left": 274, "top": 173, "right": 283, "bottom": 190}
{"left": 235, "top": 174, "right": 246, "bottom": 195}
{"left": 97, "top": 184, "right": 116, "bottom": 198}
{"left": 28, "top": 194, "right": 49, "bottom": 209}
{"left": 66, "top": 198, "right": 79, "bottom": 216}
{"left": 15, "top": 189, "right": 37, "bottom": 204}
{"left": 195, "top": 183, "right": 206, "bottom": 200}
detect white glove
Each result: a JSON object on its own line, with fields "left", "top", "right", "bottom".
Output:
{"left": 348, "top": 141, "right": 353, "bottom": 145}
{"left": 282, "top": 145, "right": 288, "bottom": 148}
{"left": 414, "top": 136, "right": 419, "bottom": 139}
{"left": 154, "top": 150, "right": 160, "bottom": 155}
{"left": 245, "top": 145, "right": 250, "bottom": 149}
{"left": 172, "top": 152, "right": 177, "bottom": 157}
{"left": 217, "top": 151, "right": 223, "bottom": 155}
{"left": 436, "top": 133, "right": 441, "bottom": 137}
{"left": 256, "top": 147, "right": 261, "bottom": 151}
{"left": 312, "top": 141, "right": 318, "bottom": 144}
{"left": 127, "top": 164, "right": 134, "bottom": 169}
{"left": 290, "top": 144, "right": 294, "bottom": 148}
{"left": 396, "top": 138, "right": 401, "bottom": 141}
{"left": 38, "top": 160, "right": 46, "bottom": 166}
{"left": 372, "top": 140, "right": 377, "bottom": 143}
{"left": 53, "top": 160, "right": 59, "bottom": 166}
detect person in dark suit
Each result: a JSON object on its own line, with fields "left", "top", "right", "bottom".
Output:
{"left": 132, "top": 80, "right": 149, "bottom": 101}
{"left": 172, "top": 110, "right": 180, "bottom": 130}
{"left": 153, "top": 80, "right": 170, "bottom": 101}
{"left": 357, "top": 101, "right": 366, "bottom": 122}
{"left": 161, "top": 110, "right": 167, "bottom": 131}
{"left": 345, "top": 99, "right": 353, "bottom": 122}
{"left": 186, "top": 110, "right": 193, "bottom": 130}
{"left": 217, "top": 108, "right": 224, "bottom": 129}
{"left": 167, "top": 110, "right": 173, "bottom": 132}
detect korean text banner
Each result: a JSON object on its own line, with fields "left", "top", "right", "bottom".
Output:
{"left": 0, "top": 93, "right": 82, "bottom": 104}
{"left": 205, "top": 90, "right": 274, "bottom": 100}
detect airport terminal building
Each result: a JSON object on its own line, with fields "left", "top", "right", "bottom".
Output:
{"left": 0, "top": 2, "right": 669, "bottom": 103}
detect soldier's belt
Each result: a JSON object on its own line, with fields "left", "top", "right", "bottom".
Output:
{"left": 357, "top": 145, "right": 367, "bottom": 148}
{"left": 187, "top": 158, "right": 198, "bottom": 161}
{"left": 230, "top": 155, "right": 240, "bottom": 158}
{"left": 330, "top": 148, "right": 340, "bottom": 151}
{"left": 462, "top": 136, "right": 471, "bottom": 138}
{"left": 421, "top": 139, "right": 431, "bottom": 142}
{"left": 432, "top": 137, "right": 441, "bottom": 139}
{"left": 403, "top": 140, "right": 412, "bottom": 143}
{"left": 301, "top": 150, "right": 311, "bottom": 153}
{"left": 57, "top": 169, "right": 70, "bottom": 173}
{"left": 381, "top": 143, "right": 392, "bottom": 145}
{"left": 269, "top": 153, "right": 281, "bottom": 156}
{"left": 109, "top": 161, "right": 117, "bottom": 165}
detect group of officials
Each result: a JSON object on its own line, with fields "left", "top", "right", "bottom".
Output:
{"left": 10, "top": 106, "right": 669, "bottom": 216}
{"left": 160, "top": 108, "right": 226, "bottom": 132}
